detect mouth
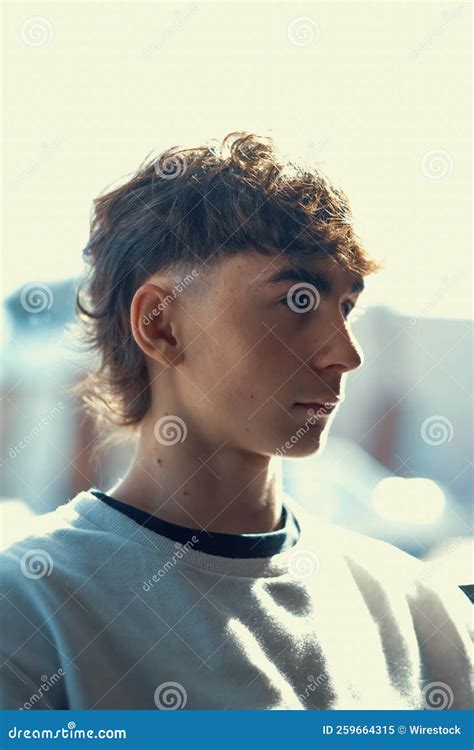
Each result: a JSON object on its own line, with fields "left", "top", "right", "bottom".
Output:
{"left": 294, "top": 401, "right": 339, "bottom": 416}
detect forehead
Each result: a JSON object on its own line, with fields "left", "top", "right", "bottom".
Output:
{"left": 215, "top": 251, "right": 364, "bottom": 295}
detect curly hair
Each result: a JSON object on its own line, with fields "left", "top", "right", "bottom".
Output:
{"left": 69, "top": 131, "right": 382, "bottom": 447}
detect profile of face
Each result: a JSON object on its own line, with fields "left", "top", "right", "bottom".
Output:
{"left": 133, "top": 251, "right": 365, "bottom": 459}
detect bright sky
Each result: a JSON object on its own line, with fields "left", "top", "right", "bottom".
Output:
{"left": 3, "top": 1, "right": 472, "bottom": 320}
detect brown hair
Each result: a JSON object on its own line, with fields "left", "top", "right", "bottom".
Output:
{"left": 69, "top": 131, "right": 382, "bottom": 447}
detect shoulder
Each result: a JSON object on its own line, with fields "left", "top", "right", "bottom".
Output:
{"left": 320, "top": 520, "right": 423, "bottom": 583}
{"left": 0, "top": 499, "right": 77, "bottom": 620}
{"left": 306, "top": 515, "right": 473, "bottom": 706}
{"left": 0, "top": 499, "right": 87, "bottom": 710}
{"left": 291, "top": 498, "right": 423, "bottom": 586}
{"left": 294, "top": 504, "right": 472, "bottom": 635}
{"left": 0, "top": 491, "right": 113, "bottom": 610}
{"left": 1, "top": 493, "right": 92, "bottom": 570}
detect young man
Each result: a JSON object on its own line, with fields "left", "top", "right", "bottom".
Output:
{"left": 1, "top": 133, "right": 472, "bottom": 711}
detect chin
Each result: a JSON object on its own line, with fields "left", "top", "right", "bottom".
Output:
{"left": 272, "top": 429, "right": 327, "bottom": 460}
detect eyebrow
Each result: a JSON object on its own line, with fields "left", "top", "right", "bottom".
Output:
{"left": 256, "top": 265, "right": 365, "bottom": 295}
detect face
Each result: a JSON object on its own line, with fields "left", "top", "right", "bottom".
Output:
{"left": 151, "top": 251, "right": 365, "bottom": 459}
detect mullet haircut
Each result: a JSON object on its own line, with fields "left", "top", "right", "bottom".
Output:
{"left": 70, "top": 131, "right": 382, "bottom": 446}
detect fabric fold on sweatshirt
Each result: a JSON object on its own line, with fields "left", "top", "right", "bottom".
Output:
{"left": 0, "top": 488, "right": 472, "bottom": 711}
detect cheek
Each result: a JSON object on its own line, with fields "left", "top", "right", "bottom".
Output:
{"left": 207, "top": 331, "right": 301, "bottom": 417}
{"left": 185, "top": 306, "right": 303, "bottom": 413}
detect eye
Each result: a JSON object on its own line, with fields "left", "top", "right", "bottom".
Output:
{"left": 342, "top": 301, "right": 354, "bottom": 319}
{"left": 343, "top": 302, "right": 366, "bottom": 322}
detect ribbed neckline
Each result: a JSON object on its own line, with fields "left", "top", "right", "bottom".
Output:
{"left": 90, "top": 489, "right": 301, "bottom": 559}
{"left": 59, "top": 488, "right": 317, "bottom": 579}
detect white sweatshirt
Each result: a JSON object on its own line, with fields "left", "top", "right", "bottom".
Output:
{"left": 0, "top": 489, "right": 472, "bottom": 710}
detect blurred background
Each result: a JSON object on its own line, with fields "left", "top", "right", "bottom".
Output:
{"left": 1, "top": 2, "right": 472, "bottom": 596}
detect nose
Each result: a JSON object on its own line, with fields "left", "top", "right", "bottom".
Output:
{"left": 310, "top": 319, "right": 364, "bottom": 375}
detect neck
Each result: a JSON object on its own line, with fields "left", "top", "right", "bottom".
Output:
{"left": 106, "top": 415, "right": 284, "bottom": 534}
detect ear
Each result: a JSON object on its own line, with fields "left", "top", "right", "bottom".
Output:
{"left": 130, "top": 283, "right": 183, "bottom": 367}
